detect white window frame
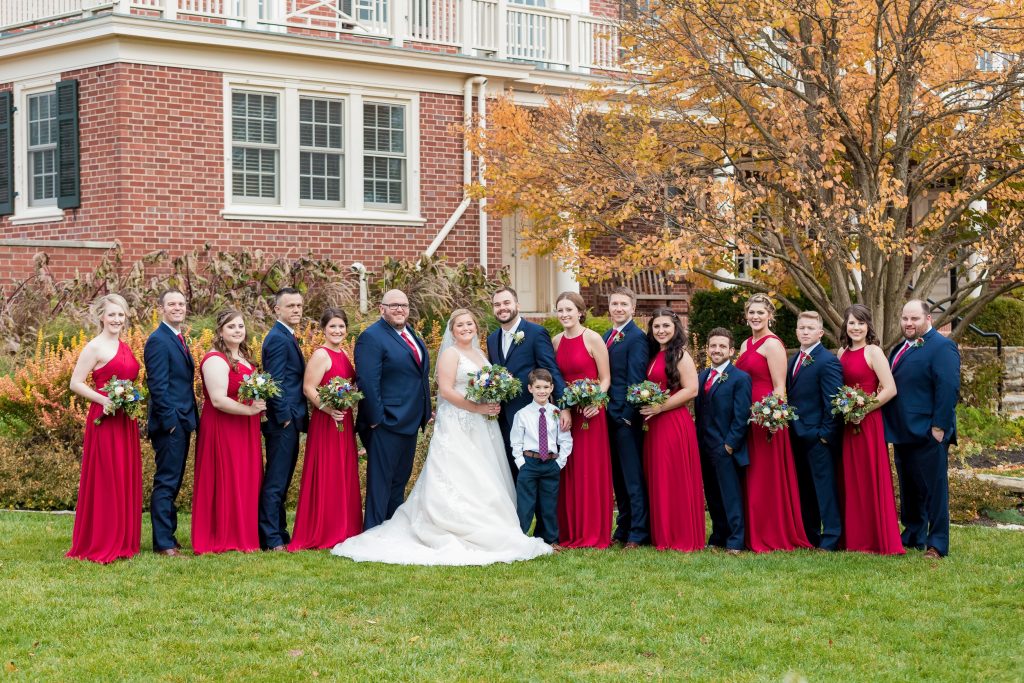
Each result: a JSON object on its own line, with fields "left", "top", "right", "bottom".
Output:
{"left": 10, "top": 75, "right": 65, "bottom": 225}
{"left": 231, "top": 90, "right": 281, "bottom": 205}
{"left": 362, "top": 100, "right": 407, "bottom": 211}
{"left": 298, "top": 95, "right": 345, "bottom": 208}
{"left": 222, "top": 76, "right": 422, "bottom": 225}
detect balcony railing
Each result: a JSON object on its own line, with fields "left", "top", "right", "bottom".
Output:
{"left": 0, "top": 0, "right": 622, "bottom": 73}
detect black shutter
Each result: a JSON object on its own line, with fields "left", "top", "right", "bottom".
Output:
{"left": 0, "top": 91, "right": 12, "bottom": 216}
{"left": 56, "top": 79, "right": 80, "bottom": 209}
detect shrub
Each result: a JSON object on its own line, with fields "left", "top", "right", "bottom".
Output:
{"left": 948, "top": 471, "right": 1019, "bottom": 523}
{"left": 956, "top": 406, "right": 1024, "bottom": 449}
{"left": 959, "top": 352, "right": 1003, "bottom": 410}
{"left": 688, "top": 288, "right": 811, "bottom": 349}
{"left": 966, "top": 297, "right": 1024, "bottom": 347}
{"left": 539, "top": 314, "right": 614, "bottom": 339}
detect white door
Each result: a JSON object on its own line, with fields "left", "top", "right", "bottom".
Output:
{"left": 502, "top": 213, "right": 539, "bottom": 311}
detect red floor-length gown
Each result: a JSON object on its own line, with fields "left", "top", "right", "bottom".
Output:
{"left": 67, "top": 341, "right": 143, "bottom": 564}
{"left": 289, "top": 347, "right": 363, "bottom": 551}
{"left": 642, "top": 350, "right": 705, "bottom": 552}
{"left": 840, "top": 347, "right": 906, "bottom": 555}
{"left": 734, "top": 335, "right": 812, "bottom": 552}
{"left": 191, "top": 352, "right": 263, "bottom": 555}
{"left": 555, "top": 333, "right": 613, "bottom": 548}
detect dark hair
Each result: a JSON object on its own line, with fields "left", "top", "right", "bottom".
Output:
{"left": 840, "top": 304, "right": 880, "bottom": 348}
{"left": 212, "top": 309, "right": 254, "bottom": 371}
{"left": 646, "top": 307, "right": 687, "bottom": 392}
{"left": 274, "top": 287, "right": 302, "bottom": 306}
{"left": 608, "top": 286, "right": 637, "bottom": 306}
{"left": 493, "top": 286, "right": 518, "bottom": 302}
{"left": 320, "top": 307, "right": 349, "bottom": 329}
{"left": 157, "top": 288, "right": 186, "bottom": 306}
{"left": 555, "top": 291, "right": 587, "bottom": 323}
{"left": 706, "top": 327, "right": 735, "bottom": 347}
{"left": 528, "top": 368, "right": 554, "bottom": 385}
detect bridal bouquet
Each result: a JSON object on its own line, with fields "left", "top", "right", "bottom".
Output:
{"left": 748, "top": 394, "right": 798, "bottom": 441}
{"left": 238, "top": 372, "right": 281, "bottom": 402}
{"left": 95, "top": 377, "right": 147, "bottom": 425}
{"left": 830, "top": 385, "right": 877, "bottom": 435}
{"left": 465, "top": 365, "right": 522, "bottom": 420}
{"left": 626, "top": 380, "right": 669, "bottom": 431}
{"left": 317, "top": 377, "right": 364, "bottom": 431}
{"left": 559, "top": 378, "right": 609, "bottom": 430}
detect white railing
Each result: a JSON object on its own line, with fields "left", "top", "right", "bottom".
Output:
{"left": 0, "top": 0, "right": 622, "bottom": 73}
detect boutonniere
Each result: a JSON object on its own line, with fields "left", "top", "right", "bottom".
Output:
{"left": 800, "top": 354, "right": 815, "bottom": 368}
{"left": 612, "top": 330, "right": 625, "bottom": 344}
{"left": 512, "top": 331, "right": 526, "bottom": 345}
{"left": 718, "top": 371, "right": 729, "bottom": 384}
{"left": 911, "top": 338, "right": 925, "bottom": 349}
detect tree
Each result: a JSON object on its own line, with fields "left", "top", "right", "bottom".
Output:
{"left": 473, "top": 0, "right": 1024, "bottom": 345}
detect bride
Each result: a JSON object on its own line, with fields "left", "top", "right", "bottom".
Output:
{"left": 331, "top": 309, "right": 553, "bottom": 565}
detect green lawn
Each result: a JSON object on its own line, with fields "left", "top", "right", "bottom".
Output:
{"left": 2, "top": 512, "right": 1022, "bottom": 682}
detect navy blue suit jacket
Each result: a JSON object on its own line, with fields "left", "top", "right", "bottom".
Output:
{"left": 695, "top": 362, "right": 752, "bottom": 466}
{"left": 787, "top": 344, "right": 844, "bottom": 446}
{"left": 883, "top": 327, "right": 961, "bottom": 444}
{"left": 603, "top": 321, "right": 649, "bottom": 426}
{"left": 262, "top": 321, "right": 309, "bottom": 432}
{"left": 143, "top": 323, "right": 198, "bottom": 435}
{"left": 354, "top": 318, "right": 432, "bottom": 436}
{"left": 487, "top": 319, "right": 565, "bottom": 432}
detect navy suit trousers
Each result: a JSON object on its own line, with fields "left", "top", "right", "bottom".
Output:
{"left": 700, "top": 447, "right": 745, "bottom": 550}
{"left": 149, "top": 426, "right": 192, "bottom": 551}
{"left": 363, "top": 426, "right": 418, "bottom": 531}
{"left": 515, "top": 458, "right": 560, "bottom": 544}
{"left": 790, "top": 436, "right": 842, "bottom": 550}
{"left": 609, "top": 419, "right": 649, "bottom": 544}
{"left": 894, "top": 439, "right": 950, "bottom": 556}
{"left": 260, "top": 421, "right": 301, "bottom": 548}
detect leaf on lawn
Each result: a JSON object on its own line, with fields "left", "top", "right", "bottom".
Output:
{"left": 288, "top": 649, "right": 303, "bottom": 658}
{"left": 828, "top": 639, "right": 834, "bottom": 647}
{"left": 409, "top": 636, "right": 421, "bottom": 644}
{"left": 699, "top": 636, "right": 710, "bottom": 645}
{"left": 640, "top": 651, "right": 654, "bottom": 658}
{"left": 366, "top": 619, "right": 378, "bottom": 624}
{"left": 5, "top": 661, "right": 16, "bottom": 672}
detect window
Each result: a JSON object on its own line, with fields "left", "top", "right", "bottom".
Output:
{"left": 736, "top": 250, "right": 769, "bottom": 279}
{"left": 27, "top": 91, "right": 58, "bottom": 207}
{"left": 363, "top": 102, "right": 406, "bottom": 209}
{"left": 299, "top": 97, "right": 344, "bottom": 205}
{"left": 231, "top": 91, "right": 279, "bottom": 202}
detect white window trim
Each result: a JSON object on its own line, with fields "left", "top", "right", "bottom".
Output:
{"left": 222, "top": 76, "right": 422, "bottom": 224}
{"left": 10, "top": 75, "right": 65, "bottom": 226}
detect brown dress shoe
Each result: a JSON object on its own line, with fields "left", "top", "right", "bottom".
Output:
{"left": 923, "top": 547, "right": 943, "bottom": 559}
{"left": 270, "top": 544, "right": 288, "bottom": 552}
{"left": 623, "top": 541, "right": 641, "bottom": 551}
{"left": 725, "top": 548, "right": 742, "bottom": 556}
{"left": 155, "top": 548, "right": 183, "bottom": 557}
{"left": 550, "top": 543, "right": 565, "bottom": 553}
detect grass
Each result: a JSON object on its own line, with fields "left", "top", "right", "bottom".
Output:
{"left": 1, "top": 513, "right": 1023, "bottom": 681}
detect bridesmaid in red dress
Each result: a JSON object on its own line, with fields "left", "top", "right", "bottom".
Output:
{"left": 552, "top": 292, "right": 613, "bottom": 549}
{"left": 67, "top": 294, "right": 142, "bottom": 564}
{"left": 837, "top": 304, "right": 904, "bottom": 555}
{"left": 734, "top": 294, "right": 812, "bottom": 552}
{"left": 191, "top": 309, "right": 266, "bottom": 555}
{"left": 637, "top": 308, "right": 705, "bottom": 552}
{"left": 289, "top": 307, "right": 363, "bottom": 550}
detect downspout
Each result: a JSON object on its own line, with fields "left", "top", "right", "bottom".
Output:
{"left": 424, "top": 76, "right": 488, "bottom": 259}
{"left": 477, "top": 79, "right": 488, "bottom": 272}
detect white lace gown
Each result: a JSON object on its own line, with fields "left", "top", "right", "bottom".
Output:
{"left": 331, "top": 352, "right": 553, "bottom": 565}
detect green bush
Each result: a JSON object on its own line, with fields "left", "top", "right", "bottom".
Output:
{"left": 538, "top": 314, "right": 614, "bottom": 339}
{"left": 960, "top": 354, "right": 1004, "bottom": 410}
{"left": 956, "top": 405, "right": 1024, "bottom": 449}
{"left": 967, "top": 297, "right": 1024, "bottom": 346}
{"left": 948, "top": 471, "right": 1020, "bottom": 523}
{"left": 688, "top": 288, "right": 811, "bottom": 349}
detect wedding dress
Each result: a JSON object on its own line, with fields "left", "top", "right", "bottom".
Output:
{"left": 331, "top": 350, "right": 553, "bottom": 565}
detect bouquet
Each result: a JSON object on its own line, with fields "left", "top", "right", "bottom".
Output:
{"left": 626, "top": 380, "right": 670, "bottom": 431}
{"left": 559, "top": 378, "right": 609, "bottom": 430}
{"left": 238, "top": 372, "right": 282, "bottom": 402}
{"left": 830, "top": 385, "right": 878, "bottom": 434}
{"left": 317, "top": 377, "right": 364, "bottom": 431}
{"left": 95, "top": 376, "right": 147, "bottom": 425}
{"left": 748, "top": 394, "right": 798, "bottom": 441}
{"left": 465, "top": 365, "right": 522, "bottom": 420}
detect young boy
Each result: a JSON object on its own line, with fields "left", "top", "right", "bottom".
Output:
{"left": 510, "top": 368, "right": 573, "bottom": 547}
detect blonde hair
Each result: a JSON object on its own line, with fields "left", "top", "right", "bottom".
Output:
{"left": 797, "top": 310, "right": 822, "bottom": 326}
{"left": 555, "top": 291, "right": 587, "bottom": 323}
{"left": 448, "top": 308, "right": 477, "bottom": 332}
{"left": 92, "top": 294, "right": 129, "bottom": 323}
{"left": 744, "top": 293, "right": 777, "bottom": 324}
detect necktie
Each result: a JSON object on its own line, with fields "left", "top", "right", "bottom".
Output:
{"left": 606, "top": 330, "right": 621, "bottom": 348}
{"left": 792, "top": 351, "right": 807, "bottom": 378}
{"left": 892, "top": 340, "right": 913, "bottom": 368}
{"left": 502, "top": 331, "right": 512, "bottom": 357}
{"left": 401, "top": 330, "right": 421, "bottom": 365}
{"left": 538, "top": 406, "right": 549, "bottom": 459}
{"left": 177, "top": 332, "right": 187, "bottom": 350}
{"left": 704, "top": 369, "right": 718, "bottom": 392}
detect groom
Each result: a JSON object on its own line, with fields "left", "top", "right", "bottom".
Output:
{"left": 356, "top": 289, "right": 432, "bottom": 530}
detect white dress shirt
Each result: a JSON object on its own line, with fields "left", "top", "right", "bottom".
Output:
{"left": 501, "top": 317, "right": 522, "bottom": 357}
{"left": 510, "top": 400, "right": 573, "bottom": 469}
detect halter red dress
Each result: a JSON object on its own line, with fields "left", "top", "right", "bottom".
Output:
{"left": 289, "top": 347, "right": 363, "bottom": 550}
{"left": 840, "top": 347, "right": 905, "bottom": 555}
{"left": 67, "top": 340, "right": 143, "bottom": 564}
{"left": 734, "top": 335, "right": 812, "bottom": 552}
{"left": 555, "top": 333, "right": 613, "bottom": 548}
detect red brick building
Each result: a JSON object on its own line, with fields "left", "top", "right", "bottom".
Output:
{"left": 0, "top": 0, "right": 624, "bottom": 313}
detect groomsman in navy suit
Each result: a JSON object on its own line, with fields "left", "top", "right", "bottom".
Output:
{"left": 603, "top": 287, "right": 650, "bottom": 548}
{"left": 695, "top": 327, "right": 752, "bottom": 553}
{"left": 487, "top": 286, "right": 567, "bottom": 480}
{"left": 260, "top": 288, "right": 309, "bottom": 551}
{"left": 883, "top": 299, "right": 960, "bottom": 558}
{"left": 787, "top": 311, "right": 844, "bottom": 550}
{"left": 356, "top": 289, "right": 432, "bottom": 530}
{"left": 144, "top": 289, "right": 199, "bottom": 556}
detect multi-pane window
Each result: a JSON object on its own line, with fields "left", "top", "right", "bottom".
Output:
{"left": 27, "top": 92, "right": 58, "bottom": 206}
{"left": 231, "top": 92, "right": 279, "bottom": 201}
{"left": 363, "top": 102, "right": 406, "bottom": 209}
{"left": 299, "top": 97, "right": 344, "bottom": 205}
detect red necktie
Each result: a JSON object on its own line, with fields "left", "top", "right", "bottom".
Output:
{"left": 606, "top": 330, "right": 620, "bottom": 348}
{"left": 704, "top": 369, "right": 718, "bottom": 393}
{"left": 401, "top": 330, "right": 421, "bottom": 365}
{"left": 891, "top": 341, "right": 912, "bottom": 368}
{"left": 792, "top": 351, "right": 807, "bottom": 378}
{"left": 177, "top": 333, "right": 187, "bottom": 350}
{"left": 538, "top": 406, "right": 549, "bottom": 459}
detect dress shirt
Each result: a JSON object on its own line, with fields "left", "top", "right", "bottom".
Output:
{"left": 501, "top": 317, "right": 522, "bottom": 357}
{"left": 161, "top": 321, "right": 183, "bottom": 337}
{"left": 510, "top": 400, "right": 574, "bottom": 469}
{"left": 799, "top": 341, "right": 821, "bottom": 356}
{"left": 277, "top": 320, "right": 295, "bottom": 336}
{"left": 398, "top": 327, "right": 422, "bottom": 363}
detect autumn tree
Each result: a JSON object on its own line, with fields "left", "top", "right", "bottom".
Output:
{"left": 474, "top": 0, "right": 1024, "bottom": 345}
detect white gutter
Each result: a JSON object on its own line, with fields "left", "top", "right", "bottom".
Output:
{"left": 477, "top": 81, "right": 488, "bottom": 272}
